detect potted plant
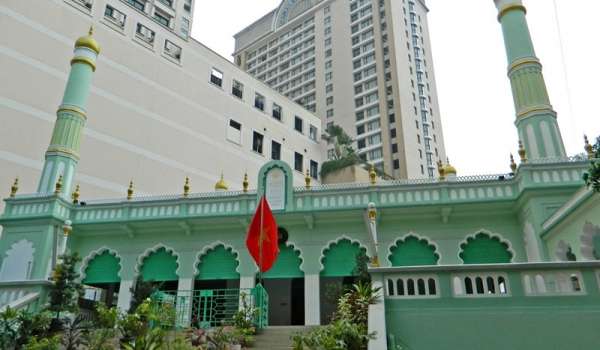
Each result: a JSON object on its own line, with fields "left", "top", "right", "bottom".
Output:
{"left": 47, "top": 252, "right": 85, "bottom": 331}
{"left": 117, "top": 312, "right": 142, "bottom": 344}
{"left": 129, "top": 274, "right": 162, "bottom": 314}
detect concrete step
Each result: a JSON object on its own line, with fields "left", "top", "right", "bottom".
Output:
{"left": 249, "top": 325, "right": 316, "bottom": 349}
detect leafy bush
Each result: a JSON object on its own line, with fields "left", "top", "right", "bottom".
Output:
{"left": 583, "top": 136, "right": 600, "bottom": 192}
{"left": 292, "top": 282, "right": 381, "bottom": 349}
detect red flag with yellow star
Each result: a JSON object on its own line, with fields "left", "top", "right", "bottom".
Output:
{"left": 246, "top": 196, "right": 279, "bottom": 273}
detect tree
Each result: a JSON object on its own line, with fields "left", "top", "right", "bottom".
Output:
{"left": 322, "top": 125, "right": 355, "bottom": 159}
{"left": 583, "top": 136, "right": 600, "bottom": 193}
{"left": 48, "top": 252, "right": 85, "bottom": 318}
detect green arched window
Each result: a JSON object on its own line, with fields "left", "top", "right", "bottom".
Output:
{"left": 263, "top": 245, "right": 303, "bottom": 278}
{"left": 460, "top": 233, "right": 512, "bottom": 264}
{"left": 390, "top": 236, "right": 438, "bottom": 266}
{"left": 321, "top": 240, "right": 366, "bottom": 277}
{"left": 141, "top": 247, "right": 179, "bottom": 281}
{"left": 196, "top": 245, "right": 240, "bottom": 280}
{"left": 82, "top": 251, "right": 121, "bottom": 284}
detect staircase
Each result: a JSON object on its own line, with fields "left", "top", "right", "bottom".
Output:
{"left": 250, "top": 326, "right": 316, "bottom": 349}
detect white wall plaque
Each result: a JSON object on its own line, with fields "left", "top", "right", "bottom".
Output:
{"left": 266, "top": 167, "right": 285, "bottom": 211}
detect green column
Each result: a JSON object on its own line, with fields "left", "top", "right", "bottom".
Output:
{"left": 38, "top": 26, "right": 100, "bottom": 194}
{"left": 494, "top": 0, "right": 566, "bottom": 159}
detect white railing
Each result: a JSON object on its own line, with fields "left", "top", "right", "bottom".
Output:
{"left": 527, "top": 155, "right": 590, "bottom": 164}
{"left": 452, "top": 273, "right": 510, "bottom": 297}
{"left": 522, "top": 271, "right": 584, "bottom": 295}
{"left": 386, "top": 275, "right": 438, "bottom": 298}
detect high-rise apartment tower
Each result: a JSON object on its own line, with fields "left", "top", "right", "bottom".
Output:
{"left": 234, "top": 0, "right": 447, "bottom": 179}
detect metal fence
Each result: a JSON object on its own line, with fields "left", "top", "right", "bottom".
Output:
{"left": 151, "top": 284, "right": 269, "bottom": 330}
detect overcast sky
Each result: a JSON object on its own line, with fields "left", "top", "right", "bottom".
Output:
{"left": 191, "top": 0, "right": 600, "bottom": 176}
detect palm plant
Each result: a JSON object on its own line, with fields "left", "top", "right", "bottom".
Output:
{"left": 322, "top": 125, "right": 355, "bottom": 159}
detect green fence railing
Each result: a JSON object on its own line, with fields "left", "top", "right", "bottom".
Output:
{"left": 151, "top": 283, "right": 269, "bottom": 330}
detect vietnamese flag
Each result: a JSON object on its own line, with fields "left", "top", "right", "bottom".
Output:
{"left": 246, "top": 196, "right": 279, "bottom": 273}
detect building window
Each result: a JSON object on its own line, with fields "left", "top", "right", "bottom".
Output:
{"left": 325, "top": 60, "right": 332, "bottom": 69}
{"left": 421, "top": 165, "right": 424, "bottom": 174}
{"left": 326, "top": 84, "right": 333, "bottom": 93}
{"left": 357, "top": 139, "right": 366, "bottom": 149}
{"left": 392, "top": 143, "right": 398, "bottom": 153}
{"left": 210, "top": 68, "right": 223, "bottom": 87}
{"left": 271, "top": 141, "right": 281, "bottom": 160}
{"left": 325, "top": 38, "right": 332, "bottom": 46}
{"left": 417, "top": 135, "right": 421, "bottom": 143}
{"left": 369, "top": 148, "right": 383, "bottom": 160}
{"left": 390, "top": 129, "right": 397, "bottom": 138}
{"left": 179, "top": 29, "right": 188, "bottom": 39}
{"left": 324, "top": 16, "right": 331, "bottom": 24}
{"left": 419, "top": 149, "right": 423, "bottom": 159}
{"left": 254, "top": 93, "right": 265, "bottom": 111}
{"left": 389, "top": 113, "right": 395, "bottom": 123}
{"left": 126, "top": 0, "right": 145, "bottom": 11}
{"left": 325, "top": 27, "right": 331, "bottom": 36}
{"left": 310, "top": 160, "right": 318, "bottom": 179}
{"left": 252, "top": 131, "right": 264, "bottom": 154}
{"left": 272, "top": 103, "right": 282, "bottom": 121}
{"left": 326, "top": 109, "right": 334, "bottom": 118}
{"left": 227, "top": 119, "right": 242, "bottom": 145}
{"left": 325, "top": 49, "right": 332, "bottom": 58}
{"left": 183, "top": 0, "right": 191, "bottom": 12}
{"left": 309, "top": 125, "right": 317, "bottom": 141}
{"left": 153, "top": 12, "right": 170, "bottom": 28}
{"left": 432, "top": 121, "right": 435, "bottom": 129}
{"left": 232, "top": 80, "right": 243, "bottom": 99}
{"left": 327, "top": 149, "right": 335, "bottom": 159}
{"left": 326, "top": 96, "right": 333, "bottom": 106}
{"left": 294, "top": 116, "right": 303, "bottom": 133}
{"left": 357, "top": 125, "right": 365, "bottom": 135}
{"left": 325, "top": 72, "right": 333, "bottom": 81}
{"left": 393, "top": 159, "right": 400, "bottom": 169}
{"left": 294, "top": 152, "right": 304, "bottom": 172}
{"left": 181, "top": 18, "right": 190, "bottom": 29}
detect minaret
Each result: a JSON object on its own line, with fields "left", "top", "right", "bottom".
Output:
{"left": 494, "top": 0, "right": 566, "bottom": 159}
{"left": 37, "top": 26, "right": 100, "bottom": 193}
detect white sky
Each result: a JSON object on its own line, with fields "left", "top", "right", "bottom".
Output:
{"left": 191, "top": 0, "right": 600, "bottom": 176}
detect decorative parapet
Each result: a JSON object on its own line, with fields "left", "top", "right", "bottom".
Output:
{"left": 1, "top": 161, "right": 591, "bottom": 226}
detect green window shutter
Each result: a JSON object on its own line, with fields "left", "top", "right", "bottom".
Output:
{"left": 321, "top": 240, "right": 366, "bottom": 277}
{"left": 82, "top": 251, "right": 121, "bottom": 284}
{"left": 263, "top": 245, "right": 303, "bottom": 279}
{"left": 196, "top": 245, "right": 240, "bottom": 280}
{"left": 390, "top": 236, "right": 439, "bottom": 266}
{"left": 141, "top": 248, "right": 179, "bottom": 281}
{"left": 460, "top": 234, "right": 512, "bottom": 264}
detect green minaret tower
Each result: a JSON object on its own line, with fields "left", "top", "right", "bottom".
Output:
{"left": 37, "top": 26, "right": 100, "bottom": 194}
{"left": 494, "top": 0, "right": 566, "bottom": 159}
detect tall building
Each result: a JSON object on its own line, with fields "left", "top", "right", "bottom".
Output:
{"left": 233, "top": 0, "right": 447, "bottom": 179}
{"left": 0, "top": 0, "right": 325, "bottom": 217}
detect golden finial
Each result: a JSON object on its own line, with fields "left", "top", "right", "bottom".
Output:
{"left": 89, "top": 24, "right": 94, "bottom": 36}
{"left": 243, "top": 172, "right": 249, "bottom": 193}
{"left": 183, "top": 176, "right": 190, "bottom": 197}
{"left": 305, "top": 168, "right": 311, "bottom": 189}
{"left": 444, "top": 157, "right": 457, "bottom": 175}
{"left": 127, "top": 180, "right": 134, "bottom": 200}
{"left": 510, "top": 154, "right": 517, "bottom": 172}
{"left": 438, "top": 159, "right": 445, "bottom": 181}
{"left": 370, "top": 164, "right": 376, "bottom": 185}
{"left": 518, "top": 140, "right": 527, "bottom": 163}
{"left": 215, "top": 173, "right": 228, "bottom": 191}
{"left": 71, "top": 184, "right": 81, "bottom": 203}
{"left": 55, "top": 174, "right": 63, "bottom": 195}
{"left": 584, "top": 135, "right": 594, "bottom": 159}
{"left": 10, "top": 177, "right": 18, "bottom": 198}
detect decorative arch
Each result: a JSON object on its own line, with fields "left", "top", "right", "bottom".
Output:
{"left": 458, "top": 230, "right": 515, "bottom": 264}
{"left": 580, "top": 221, "right": 600, "bottom": 260}
{"left": 194, "top": 242, "right": 240, "bottom": 280}
{"left": 319, "top": 236, "right": 368, "bottom": 276}
{"left": 79, "top": 246, "right": 123, "bottom": 282}
{"left": 0, "top": 239, "right": 35, "bottom": 281}
{"left": 136, "top": 244, "right": 180, "bottom": 281}
{"left": 263, "top": 242, "right": 303, "bottom": 278}
{"left": 387, "top": 233, "right": 440, "bottom": 266}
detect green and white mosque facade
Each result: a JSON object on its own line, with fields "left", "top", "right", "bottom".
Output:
{"left": 1, "top": 1, "right": 599, "bottom": 349}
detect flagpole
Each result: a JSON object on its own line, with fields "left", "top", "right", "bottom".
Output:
{"left": 259, "top": 187, "right": 265, "bottom": 285}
